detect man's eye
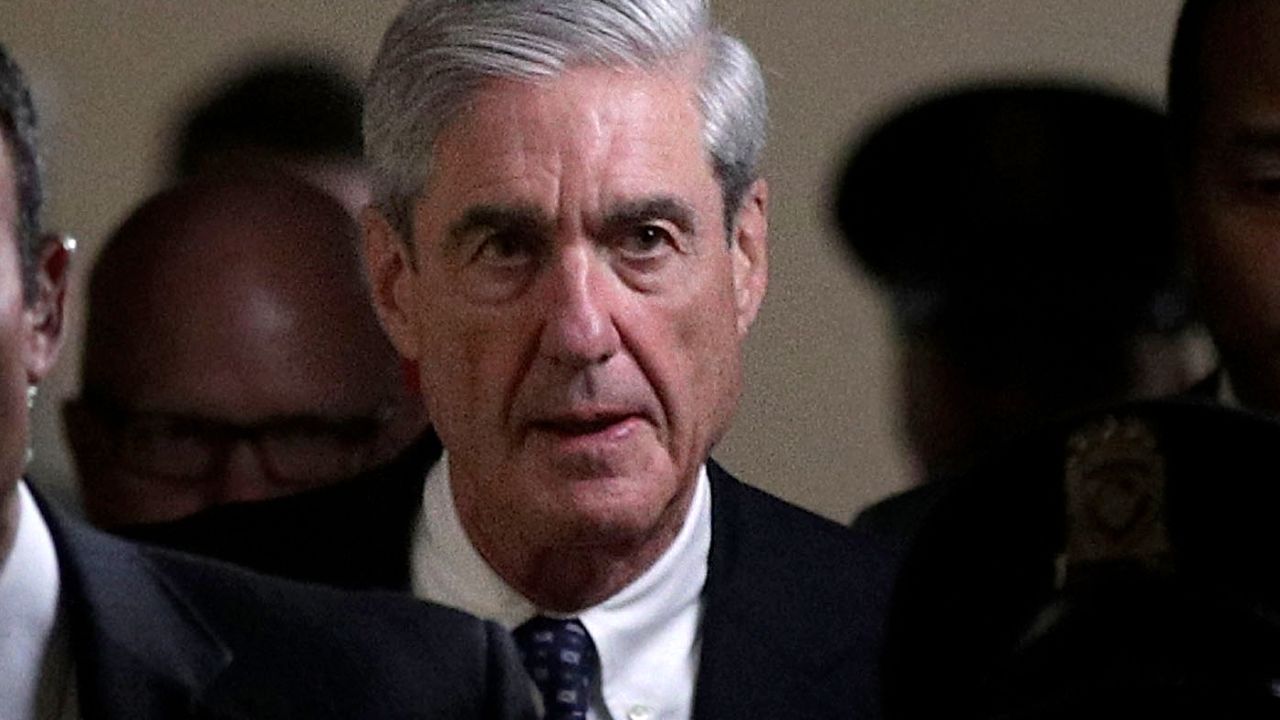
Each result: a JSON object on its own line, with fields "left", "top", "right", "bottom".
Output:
{"left": 474, "top": 231, "right": 534, "bottom": 266}
{"left": 1235, "top": 158, "right": 1280, "bottom": 198}
{"left": 618, "top": 224, "right": 675, "bottom": 259}
{"left": 1247, "top": 175, "right": 1280, "bottom": 197}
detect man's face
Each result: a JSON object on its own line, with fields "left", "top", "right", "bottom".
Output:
{"left": 367, "top": 63, "right": 767, "bottom": 554}
{"left": 0, "top": 138, "right": 31, "bottom": 507}
{"left": 0, "top": 129, "right": 66, "bottom": 541}
{"left": 1185, "top": 0, "right": 1280, "bottom": 407}
{"left": 68, "top": 207, "right": 420, "bottom": 527}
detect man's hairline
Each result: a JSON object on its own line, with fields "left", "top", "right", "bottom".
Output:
{"left": 0, "top": 126, "right": 40, "bottom": 308}
{"left": 378, "top": 46, "right": 750, "bottom": 252}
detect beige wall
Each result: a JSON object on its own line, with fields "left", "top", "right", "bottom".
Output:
{"left": 4, "top": 0, "right": 1182, "bottom": 521}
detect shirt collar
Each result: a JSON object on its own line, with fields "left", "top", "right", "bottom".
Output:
{"left": 412, "top": 452, "right": 710, "bottom": 623}
{"left": 411, "top": 452, "right": 712, "bottom": 719}
{"left": 579, "top": 470, "right": 709, "bottom": 719}
{"left": 411, "top": 454, "right": 537, "bottom": 626}
{"left": 0, "top": 481, "right": 67, "bottom": 720}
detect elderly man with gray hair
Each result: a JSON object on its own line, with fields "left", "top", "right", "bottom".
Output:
{"left": 359, "top": 0, "right": 892, "bottom": 718}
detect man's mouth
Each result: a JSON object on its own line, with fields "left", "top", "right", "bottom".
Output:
{"left": 529, "top": 411, "right": 642, "bottom": 439}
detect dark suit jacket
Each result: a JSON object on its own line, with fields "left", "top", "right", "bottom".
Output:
{"left": 695, "top": 462, "right": 893, "bottom": 719}
{"left": 123, "top": 442, "right": 893, "bottom": 718}
{"left": 35, "top": 489, "right": 535, "bottom": 719}
{"left": 879, "top": 397, "right": 1280, "bottom": 719}
{"left": 120, "top": 430, "right": 443, "bottom": 591}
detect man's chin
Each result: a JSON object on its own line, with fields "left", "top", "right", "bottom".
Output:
{"left": 553, "top": 497, "right": 676, "bottom": 551}
{"left": 529, "top": 467, "right": 682, "bottom": 542}
{"left": 499, "top": 441, "right": 695, "bottom": 546}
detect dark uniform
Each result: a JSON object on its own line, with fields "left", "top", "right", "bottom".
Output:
{"left": 881, "top": 397, "right": 1280, "bottom": 719}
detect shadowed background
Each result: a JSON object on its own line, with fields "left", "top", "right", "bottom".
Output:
{"left": 2, "top": 0, "right": 1182, "bottom": 521}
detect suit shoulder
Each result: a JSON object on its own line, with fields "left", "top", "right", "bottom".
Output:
{"left": 700, "top": 465, "right": 892, "bottom": 718}
{"left": 142, "top": 541, "right": 487, "bottom": 643}
{"left": 141, "top": 545, "right": 534, "bottom": 715}
{"left": 46, "top": 510, "right": 534, "bottom": 717}
{"left": 711, "top": 466, "right": 890, "bottom": 563}
{"left": 708, "top": 465, "right": 895, "bottom": 607}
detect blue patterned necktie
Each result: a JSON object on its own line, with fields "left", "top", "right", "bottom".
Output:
{"left": 513, "top": 616, "right": 598, "bottom": 720}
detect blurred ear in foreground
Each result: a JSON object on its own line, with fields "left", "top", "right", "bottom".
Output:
{"left": 23, "top": 234, "right": 71, "bottom": 384}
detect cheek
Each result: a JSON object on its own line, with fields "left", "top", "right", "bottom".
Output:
{"left": 1187, "top": 196, "right": 1280, "bottom": 378}
{"left": 0, "top": 310, "right": 31, "bottom": 481}
{"left": 663, "top": 274, "right": 743, "bottom": 433}
{"left": 1194, "top": 202, "right": 1280, "bottom": 328}
{"left": 0, "top": 372, "right": 24, "bottom": 452}
{"left": 417, "top": 301, "right": 528, "bottom": 437}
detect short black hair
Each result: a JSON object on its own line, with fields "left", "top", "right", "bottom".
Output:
{"left": 0, "top": 42, "right": 45, "bottom": 303}
{"left": 174, "top": 55, "right": 363, "bottom": 177}
{"left": 1166, "top": 0, "right": 1218, "bottom": 166}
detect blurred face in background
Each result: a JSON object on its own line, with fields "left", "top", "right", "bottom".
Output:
{"left": 1183, "top": 0, "right": 1280, "bottom": 412}
{"left": 67, "top": 178, "right": 424, "bottom": 528}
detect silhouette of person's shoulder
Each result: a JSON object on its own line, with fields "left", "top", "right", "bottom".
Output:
{"left": 40, "top": 483, "right": 534, "bottom": 718}
{"left": 881, "top": 398, "right": 1280, "bottom": 718}
{"left": 118, "top": 429, "right": 443, "bottom": 590}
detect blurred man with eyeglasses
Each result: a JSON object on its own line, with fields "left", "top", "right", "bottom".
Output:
{"left": 64, "top": 174, "right": 430, "bottom": 528}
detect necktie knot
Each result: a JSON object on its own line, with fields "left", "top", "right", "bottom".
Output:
{"left": 513, "top": 616, "right": 597, "bottom": 720}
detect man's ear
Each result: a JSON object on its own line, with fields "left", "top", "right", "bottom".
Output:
{"left": 23, "top": 234, "right": 71, "bottom": 383}
{"left": 730, "top": 178, "right": 769, "bottom": 336}
{"left": 361, "top": 206, "right": 423, "bottom": 361}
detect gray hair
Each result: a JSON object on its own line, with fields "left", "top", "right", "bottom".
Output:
{"left": 364, "top": 0, "right": 767, "bottom": 241}
{"left": 0, "top": 43, "right": 47, "bottom": 303}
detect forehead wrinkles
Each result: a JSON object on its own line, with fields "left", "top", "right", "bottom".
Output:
{"left": 433, "top": 67, "right": 705, "bottom": 235}
{"left": 551, "top": 86, "right": 661, "bottom": 234}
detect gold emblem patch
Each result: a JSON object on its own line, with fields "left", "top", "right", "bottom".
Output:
{"left": 1059, "top": 415, "right": 1171, "bottom": 587}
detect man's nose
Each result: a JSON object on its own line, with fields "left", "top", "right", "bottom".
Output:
{"left": 537, "top": 244, "right": 621, "bottom": 367}
{"left": 209, "top": 441, "right": 275, "bottom": 505}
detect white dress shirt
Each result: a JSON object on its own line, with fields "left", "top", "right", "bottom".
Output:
{"left": 0, "top": 481, "right": 77, "bottom": 720}
{"left": 411, "top": 453, "right": 711, "bottom": 720}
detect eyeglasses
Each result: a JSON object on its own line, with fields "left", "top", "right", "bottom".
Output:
{"left": 70, "top": 392, "right": 389, "bottom": 485}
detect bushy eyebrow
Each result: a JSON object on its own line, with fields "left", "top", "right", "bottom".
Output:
{"left": 602, "top": 196, "right": 699, "bottom": 236}
{"left": 445, "top": 204, "right": 550, "bottom": 254}
{"left": 442, "top": 196, "right": 699, "bottom": 254}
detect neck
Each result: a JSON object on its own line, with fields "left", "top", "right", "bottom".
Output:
{"left": 495, "top": 534, "right": 677, "bottom": 613}
{"left": 454, "top": 482, "right": 694, "bottom": 613}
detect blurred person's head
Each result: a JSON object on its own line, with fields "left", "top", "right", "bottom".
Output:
{"left": 0, "top": 43, "right": 72, "bottom": 556}
{"left": 173, "top": 55, "right": 369, "bottom": 214}
{"left": 66, "top": 175, "right": 425, "bottom": 528}
{"left": 361, "top": 0, "right": 768, "bottom": 610}
{"left": 1169, "top": 0, "right": 1280, "bottom": 414}
{"left": 834, "top": 84, "right": 1202, "bottom": 482}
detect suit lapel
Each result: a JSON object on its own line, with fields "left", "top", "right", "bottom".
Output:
{"left": 36, "top": 494, "right": 239, "bottom": 720}
{"left": 693, "top": 463, "right": 858, "bottom": 719}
